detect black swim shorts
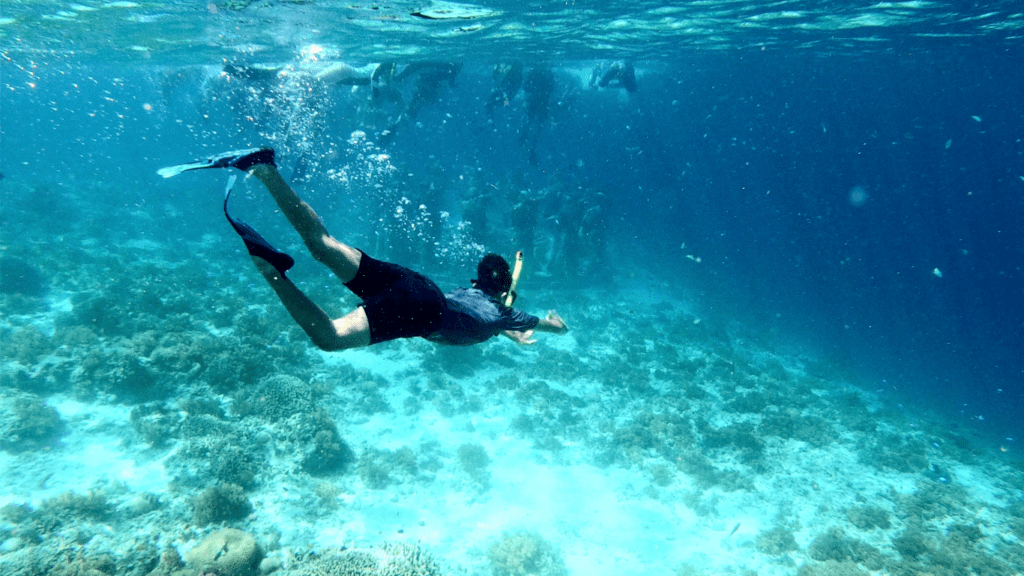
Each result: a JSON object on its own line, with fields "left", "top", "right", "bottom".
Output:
{"left": 343, "top": 252, "right": 446, "bottom": 345}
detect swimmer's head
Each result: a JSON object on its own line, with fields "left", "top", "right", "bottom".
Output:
{"left": 473, "top": 253, "right": 513, "bottom": 300}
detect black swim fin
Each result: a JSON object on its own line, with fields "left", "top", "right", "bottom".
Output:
{"left": 158, "top": 147, "right": 275, "bottom": 178}
{"left": 223, "top": 175, "right": 295, "bottom": 276}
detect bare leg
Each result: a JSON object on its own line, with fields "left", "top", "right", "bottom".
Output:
{"left": 249, "top": 163, "right": 362, "bottom": 283}
{"left": 244, "top": 164, "right": 371, "bottom": 350}
{"left": 250, "top": 257, "right": 370, "bottom": 350}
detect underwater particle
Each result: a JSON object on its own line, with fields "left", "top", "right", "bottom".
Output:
{"left": 945, "top": 139, "right": 952, "bottom": 149}
{"left": 932, "top": 268, "right": 942, "bottom": 278}
{"left": 848, "top": 186, "right": 868, "bottom": 207}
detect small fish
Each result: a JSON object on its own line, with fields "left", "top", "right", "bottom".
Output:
{"left": 945, "top": 139, "right": 952, "bottom": 149}
{"left": 932, "top": 268, "right": 942, "bottom": 278}
{"left": 972, "top": 115, "right": 982, "bottom": 122}
{"left": 728, "top": 522, "right": 741, "bottom": 537}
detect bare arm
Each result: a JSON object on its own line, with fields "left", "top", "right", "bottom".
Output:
{"left": 535, "top": 310, "right": 569, "bottom": 334}
{"left": 502, "top": 310, "right": 569, "bottom": 346}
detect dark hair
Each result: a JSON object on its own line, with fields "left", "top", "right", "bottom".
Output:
{"left": 473, "top": 253, "right": 512, "bottom": 298}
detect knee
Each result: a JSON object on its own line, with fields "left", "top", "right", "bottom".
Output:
{"left": 309, "top": 332, "right": 349, "bottom": 352}
{"left": 304, "top": 235, "right": 336, "bottom": 263}
{"left": 312, "top": 338, "right": 344, "bottom": 352}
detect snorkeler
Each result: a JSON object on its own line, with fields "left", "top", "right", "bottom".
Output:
{"left": 519, "top": 67, "right": 555, "bottom": 165}
{"left": 589, "top": 60, "right": 637, "bottom": 93}
{"left": 486, "top": 62, "right": 524, "bottom": 116}
{"left": 378, "top": 62, "right": 463, "bottom": 146}
{"left": 158, "top": 148, "right": 568, "bottom": 350}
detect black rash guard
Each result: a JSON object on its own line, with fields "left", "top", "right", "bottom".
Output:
{"left": 427, "top": 288, "right": 539, "bottom": 346}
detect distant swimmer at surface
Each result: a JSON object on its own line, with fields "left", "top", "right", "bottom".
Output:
{"left": 378, "top": 62, "right": 463, "bottom": 146}
{"left": 486, "top": 62, "right": 524, "bottom": 116}
{"left": 158, "top": 148, "right": 569, "bottom": 350}
{"left": 589, "top": 60, "right": 637, "bottom": 93}
{"left": 519, "top": 67, "right": 555, "bottom": 166}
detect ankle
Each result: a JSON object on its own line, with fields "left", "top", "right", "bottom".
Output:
{"left": 250, "top": 163, "right": 275, "bottom": 179}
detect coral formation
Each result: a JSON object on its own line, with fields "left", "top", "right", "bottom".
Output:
{"left": 487, "top": 531, "right": 567, "bottom": 576}
{"left": 130, "top": 402, "right": 180, "bottom": 447}
{"left": 758, "top": 408, "right": 837, "bottom": 447}
{"left": 303, "top": 409, "right": 355, "bottom": 475}
{"left": 184, "top": 528, "right": 262, "bottom": 576}
{"left": 5, "top": 325, "right": 53, "bottom": 365}
{"left": 457, "top": 443, "right": 491, "bottom": 488}
{"left": 755, "top": 526, "right": 799, "bottom": 555}
{"left": 807, "top": 527, "right": 886, "bottom": 570}
{"left": 796, "top": 560, "right": 868, "bottom": 576}
{"left": 288, "top": 542, "right": 441, "bottom": 576}
{"left": 862, "top": 433, "right": 929, "bottom": 473}
{"left": 192, "top": 484, "right": 252, "bottom": 526}
{"left": 0, "top": 393, "right": 64, "bottom": 452}
{"left": 698, "top": 420, "right": 765, "bottom": 466}
{"left": 357, "top": 446, "right": 418, "bottom": 489}
{"left": 845, "top": 505, "right": 891, "bottom": 530}
{"left": 41, "top": 490, "right": 113, "bottom": 521}
{"left": 249, "top": 373, "right": 316, "bottom": 422}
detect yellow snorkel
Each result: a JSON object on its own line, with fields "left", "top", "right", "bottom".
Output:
{"left": 504, "top": 251, "right": 524, "bottom": 307}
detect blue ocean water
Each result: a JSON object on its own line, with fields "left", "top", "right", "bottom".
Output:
{"left": 1, "top": 1, "right": 1023, "bottom": 575}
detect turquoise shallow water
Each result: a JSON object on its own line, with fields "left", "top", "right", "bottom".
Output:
{"left": 2, "top": 0, "right": 1023, "bottom": 62}
{"left": 1, "top": 1, "right": 1023, "bottom": 575}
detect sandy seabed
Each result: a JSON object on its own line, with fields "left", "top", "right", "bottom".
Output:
{"left": 1, "top": 230, "right": 1023, "bottom": 576}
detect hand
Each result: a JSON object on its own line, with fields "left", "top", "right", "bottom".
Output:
{"left": 545, "top": 310, "right": 569, "bottom": 334}
{"left": 505, "top": 330, "right": 537, "bottom": 345}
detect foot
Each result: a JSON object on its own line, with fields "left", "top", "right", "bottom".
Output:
{"left": 228, "top": 215, "right": 295, "bottom": 276}
{"left": 157, "top": 147, "right": 275, "bottom": 178}
{"left": 224, "top": 182, "right": 294, "bottom": 276}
